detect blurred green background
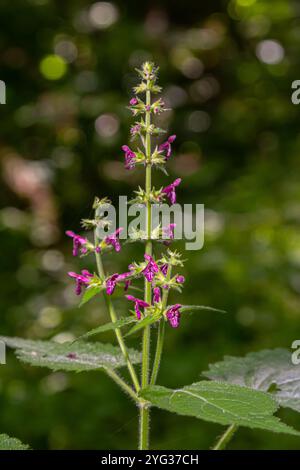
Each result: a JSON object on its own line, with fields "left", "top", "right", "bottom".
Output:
{"left": 1, "top": 0, "right": 300, "bottom": 450}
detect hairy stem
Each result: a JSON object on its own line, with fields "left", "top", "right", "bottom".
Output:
{"left": 150, "top": 266, "right": 172, "bottom": 385}
{"left": 212, "top": 424, "right": 238, "bottom": 450}
{"left": 105, "top": 368, "right": 139, "bottom": 402}
{"left": 94, "top": 231, "right": 140, "bottom": 392}
{"left": 139, "top": 83, "right": 152, "bottom": 450}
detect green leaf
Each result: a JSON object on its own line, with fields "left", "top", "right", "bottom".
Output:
{"left": 1, "top": 336, "right": 141, "bottom": 373}
{"left": 126, "top": 315, "right": 161, "bottom": 336}
{"left": 0, "top": 434, "right": 30, "bottom": 450}
{"left": 180, "top": 305, "right": 226, "bottom": 314}
{"left": 79, "top": 286, "right": 103, "bottom": 307}
{"left": 74, "top": 317, "right": 137, "bottom": 341}
{"left": 203, "top": 349, "right": 300, "bottom": 412}
{"left": 140, "top": 381, "right": 300, "bottom": 435}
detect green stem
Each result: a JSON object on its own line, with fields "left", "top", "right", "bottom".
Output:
{"left": 139, "top": 402, "right": 150, "bottom": 450}
{"left": 105, "top": 368, "right": 139, "bottom": 403}
{"left": 150, "top": 266, "right": 172, "bottom": 385}
{"left": 139, "top": 83, "right": 152, "bottom": 450}
{"left": 212, "top": 424, "right": 238, "bottom": 450}
{"left": 94, "top": 232, "right": 140, "bottom": 393}
{"left": 149, "top": 321, "right": 165, "bottom": 386}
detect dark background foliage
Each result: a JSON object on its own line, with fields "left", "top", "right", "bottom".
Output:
{"left": 0, "top": 0, "right": 300, "bottom": 449}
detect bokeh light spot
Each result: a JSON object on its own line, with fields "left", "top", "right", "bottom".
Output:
{"left": 40, "top": 55, "right": 67, "bottom": 80}
{"left": 89, "top": 2, "right": 119, "bottom": 29}
{"left": 95, "top": 113, "right": 119, "bottom": 138}
{"left": 256, "top": 40, "right": 284, "bottom": 64}
{"left": 54, "top": 40, "right": 77, "bottom": 63}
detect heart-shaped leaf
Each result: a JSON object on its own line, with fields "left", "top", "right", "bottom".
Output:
{"left": 141, "top": 381, "right": 300, "bottom": 435}
{"left": 1, "top": 336, "right": 141, "bottom": 373}
{"left": 203, "top": 348, "right": 300, "bottom": 412}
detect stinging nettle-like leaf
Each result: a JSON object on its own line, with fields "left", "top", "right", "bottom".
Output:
{"left": 74, "top": 317, "right": 137, "bottom": 342}
{"left": 0, "top": 434, "right": 30, "bottom": 450}
{"left": 140, "top": 381, "right": 300, "bottom": 435}
{"left": 203, "top": 348, "right": 300, "bottom": 413}
{"left": 1, "top": 336, "right": 141, "bottom": 373}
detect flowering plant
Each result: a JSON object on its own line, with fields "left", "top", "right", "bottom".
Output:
{"left": 2, "top": 63, "right": 300, "bottom": 451}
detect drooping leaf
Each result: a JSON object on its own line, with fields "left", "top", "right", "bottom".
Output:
{"left": 0, "top": 434, "right": 30, "bottom": 450}
{"left": 1, "top": 336, "right": 141, "bottom": 373}
{"left": 79, "top": 286, "right": 104, "bottom": 307}
{"left": 140, "top": 381, "right": 300, "bottom": 435}
{"left": 74, "top": 317, "right": 137, "bottom": 342}
{"left": 180, "top": 305, "right": 226, "bottom": 314}
{"left": 203, "top": 349, "right": 300, "bottom": 412}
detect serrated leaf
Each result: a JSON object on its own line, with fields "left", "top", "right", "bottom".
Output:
{"left": 74, "top": 317, "right": 137, "bottom": 342}
{"left": 180, "top": 305, "right": 226, "bottom": 314}
{"left": 140, "top": 381, "right": 300, "bottom": 435}
{"left": 0, "top": 434, "right": 30, "bottom": 450}
{"left": 1, "top": 336, "right": 141, "bottom": 373}
{"left": 79, "top": 286, "right": 103, "bottom": 307}
{"left": 203, "top": 349, "right": 300, "bottom": 412}
{"left": 126, "top": 315, "right": 161, "bottom": 336}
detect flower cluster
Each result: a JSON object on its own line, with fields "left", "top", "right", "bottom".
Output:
{"left": 66, "top": 62, "right": 186, "bottom": 329}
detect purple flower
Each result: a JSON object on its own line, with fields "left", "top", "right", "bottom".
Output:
{"left": 122, "top": 145, "right": 136, "bottom": 170}
{"left": 106, "top": 273, "right": 119, "bottom": 295}
{"left": 117, "top": 271, "right": 131, "bottom": 281}
{"left": 104, "top": 228, "right": 123, "bottom": 252}
{"left": 162, "top": 223, "right": 176, "bottom": 246}
{"left": 176, "top": 275, "right": 185, "bottom": 284}
{"left": 66, "top": 230, "right": 88, "bottom": 257}
{"left": 160, "top": 264, "right": 169, "bottom": 276}
{"left": 162, "top": 178, "right": 181, "bottom": 204}
{"left": 162, "top": 223, "right": 176, "bottom": 239}
{"left": 68, "top": 270, "right": 93, "bottom": 295}
{"left": 142, "top": 254, "right": 159, "bottom": 282}
{"left": 106, "top": 271, "right": 131, "bottom": 296}
{"left": 166, "top": 304, "right": 182, "bottom": 328}
{"left": 130, "top": 124, "right": 141, "bottom": 136}
{"left": 153, "top": 287, "right": 161, "bottom": 303}
{"left": 126, "top": 295, "right": 150, "bottom": 320}
{"left": 159, "top": 135, "right": 176, "bottom": 160}
{"left": 130, "top": 97, "right": 138, "bottom": 106}
{"left": 117, "top": 271, "right": 132, "bottom": 291}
